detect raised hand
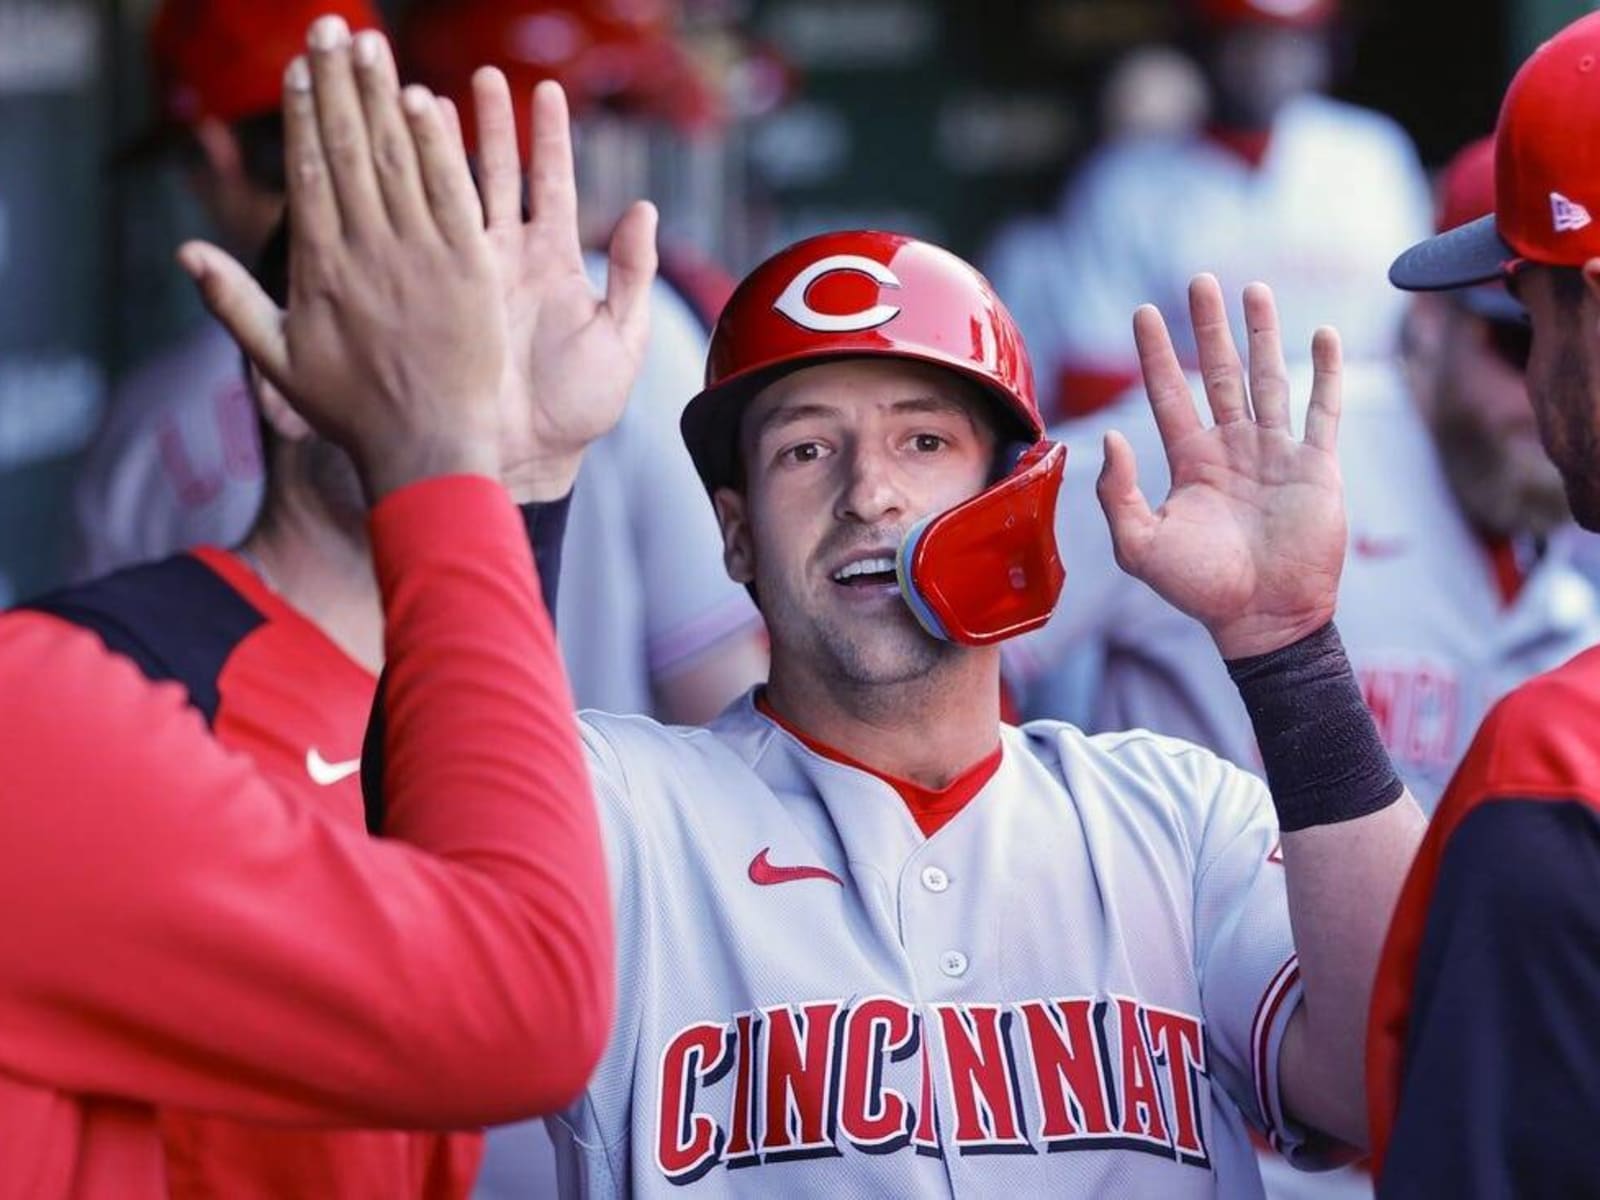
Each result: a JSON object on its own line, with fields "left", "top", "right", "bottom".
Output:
{"left": 469, "top": 68, "right": 659, "bottom": 502}
{"left": 175, "top": 17, "right": 505, "bottom": 501}
{"left": 1096, "top": 275, "right": 1347, "bottom": 659}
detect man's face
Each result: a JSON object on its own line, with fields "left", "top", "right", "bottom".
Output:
{"left": 1206, "top": 25, "right": 1331, "bottom": 129}
{"left": 1510, "top": 265, "right": 1600, "bottom": 531}
{"left": 714, "top": 358, "right": 998, "bottom": 687}
{"left": 1412, "top": 295, "right": 1568, "bottom": 537}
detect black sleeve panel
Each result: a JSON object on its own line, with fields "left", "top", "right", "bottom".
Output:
{"left": 1379, "top": 798, "right": 1600, "bottom": 1199}
{"left": 20, "top": 556, "right": 263, "bottom": 726}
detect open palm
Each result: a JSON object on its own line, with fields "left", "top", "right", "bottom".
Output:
{"left": 1097, "top": 277, "right": 1347, "bottom": 659}
{"left": 467, "top": 70, "right": 658, "bottom": 501}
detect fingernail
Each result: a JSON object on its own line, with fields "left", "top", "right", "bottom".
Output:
{"left": 354, "top": 30, "right": 382, "bottom": 66}
{"left": 285, "top": 56, "right": 311, "bottom": 92}
{"left": 309, "top": 14, "right": 349, "bottom": 50}
{"left": 402, "top": 85, "right": 431, "bottom": 115}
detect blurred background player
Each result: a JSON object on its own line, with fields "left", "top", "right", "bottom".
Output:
{"left": 30, "top": 223, "right": 483, "bottom": 1200}
{"left": 984, "top": 0, "right": 1432, "bottom": 423}
{"left": 69, "top": 0, "right": 381, "bottom": 580}
{"left": 1006, "top": 135, "right": 1600, "bottom": 817}
{"left": 72, "top": 0, "right": 767, "bottom": 725}
{"left": 401, "top": 0, "right": 769, "bottom": 726}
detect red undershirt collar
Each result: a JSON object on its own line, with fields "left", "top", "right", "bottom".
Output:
{"left": 1203, "top": 122, "right": 1274, "bottom": 170}
{"left": 755, "top": 692, "right": 1003, "bottom": 838}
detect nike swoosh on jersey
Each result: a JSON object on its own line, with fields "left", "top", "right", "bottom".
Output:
{"left": 306, "top": 748, "right": 361, "bottom": 787}
{"left": 748, "top": 847, "right": 843, "bottom": 887}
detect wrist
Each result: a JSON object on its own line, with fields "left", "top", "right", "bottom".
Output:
{"left": 356, "top": 432, "right": 500, "bottom": 504}
{"left": 1226, "top": 622, "right": 1403, "bottom": 832}
{"left": 503, "top": 451, "right": 584, "bottom": 504}
{"left": 1209, "top": 610, "right": 1336, "bottom": 661}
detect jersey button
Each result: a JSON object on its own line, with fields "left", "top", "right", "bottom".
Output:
{"left": 921, "top": 866, "right": 950, "bottom": 893}
{"left": 940, "top": 950, "right": 969, "bottom": 978}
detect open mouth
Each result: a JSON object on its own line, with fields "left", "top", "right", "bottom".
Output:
{"left": 831, "top": 555, "right": 900, "bottom": 588}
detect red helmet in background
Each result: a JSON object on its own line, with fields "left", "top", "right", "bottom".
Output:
{"left": 1186, "top": 0, "right": 1336, "bottom": 29}
{"left": 682, "top": 231, "right": 1065, "bottom": 646}
{"left": 401, "top": 0, "right": 721, "bottom": 152}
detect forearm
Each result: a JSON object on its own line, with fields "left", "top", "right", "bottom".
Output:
{"left": 1279, "top": 796, "right": 1426, "bottom": 1145}
{"left": 1228, "top": 622, "right": 1425, "bottom": 1144}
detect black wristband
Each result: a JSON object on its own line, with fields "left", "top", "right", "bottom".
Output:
{"left": 1225, "top": 622, "right": 1403, "bottom": 833}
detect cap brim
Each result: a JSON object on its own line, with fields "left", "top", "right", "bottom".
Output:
{"left": 1390, "top": 214, "right": 1517, "bottom": 292}
{"left": 1455, "top": 284, "right": 1527, "bottom": 323}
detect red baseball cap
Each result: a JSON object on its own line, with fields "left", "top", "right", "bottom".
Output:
{"left": 1392, "top": 11, "right": 1600, "bottom": 292}
{"left": 123, "top": 0, "right": 382, "bottom": 160}
{"left": 1186, "top": 0, "right": 1337, "bottom": 30}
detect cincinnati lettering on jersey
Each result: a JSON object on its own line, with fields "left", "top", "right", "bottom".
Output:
{"left": 654, "top": 994, "right": 1209, "bottom": 1185}
{"left": 1358, "top": 661, "right": 1460, "bottom": 772}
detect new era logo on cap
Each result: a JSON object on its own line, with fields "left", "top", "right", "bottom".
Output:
{"left": 1551, "top": 192, "right": 1593, "bottom": 233}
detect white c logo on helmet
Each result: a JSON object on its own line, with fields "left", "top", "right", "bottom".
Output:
{"left": 772, "top": 255, "right": 902, "bottom": 333}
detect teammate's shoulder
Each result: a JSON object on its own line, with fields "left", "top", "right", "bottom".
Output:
{"left": 1281, "top": 95, "right": 1420, "bottom": 160}
{"left": 21, "top": 551, "right": 263, "bottom": 721}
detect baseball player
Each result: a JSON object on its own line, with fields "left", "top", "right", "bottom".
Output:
{"left": 28, "top": 221, "right": 482, "bottom": 1198}
{"left": 70, "top": 0, "right": 380, "bottom": 579}
{"left": 401, "top": 0, "right": 767, "bottom": 725}
{"left": 1371, "top": 12, "right": 1600, "bottom": 1192}
{"left": 340, "top": 69, "right": 1429, "bottom": 1195}
{"left": 75, "top": 0, "right": 765, "bottom": 728}
{"left": 0, "top": 23, "right": 639, "bottom": 1198}
{"left": 984, "top": 0, "right": 1431, "bottom": 423}
{"left": 1003, "top": 137, "right": 1600, "bottom": 818}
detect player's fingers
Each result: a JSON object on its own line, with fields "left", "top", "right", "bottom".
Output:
{"left": 352, "top": 30, "right": 428, "bottom": 236}
{"left": 306, "top": 14, "right": 387, "bottom": 235}
{"left": 282, "top": 55, "right": 341, "bottom": 246}
{"left": 1243, "top": 282, "right": 1291, "bottom": 431}
{"left": 437, "top": 97, "right": 468, "bottom": 165}
{"left": 404, "top": 85, "right": 484, "bottom": 245}
{"left": 1303, "top": 326, "right": 1344, "bottom": 451}
{"left": 472, "top": 67, "right": 523, "bottom": 229}
{"left": 178, "top": 241, "right": 290, "bottom": 385}
{"left": 1133, "top": 304, "right": 1204, "bottom": 450}
{"left": 528, "top": 81, "right": 583, "bottom": 260}
{"left": 1097, "top": 430, "right": 1157, "bottom": 575}
{"left": 1189, "top": 274, "right": 1250, "bottom": 424}
{"left": 604, "top": 201, "right": 660, "bottom": 350}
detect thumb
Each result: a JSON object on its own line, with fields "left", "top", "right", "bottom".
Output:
{"left": 1097, "top": 430, "right": 1156, "bottom": 574}
{"left": 177, "top": 241, "right": 289, "bottom": 386}
{"left": 603, "top": 200, "right": 659, "bottom": 354}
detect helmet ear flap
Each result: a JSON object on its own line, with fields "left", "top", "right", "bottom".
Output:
{"left": 896, "top": 441, "right": 1068, "bottom": 646}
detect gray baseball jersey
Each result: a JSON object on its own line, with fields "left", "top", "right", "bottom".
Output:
{"left": 542, "top": 694, "right": 1323, "bottom": 1197}
{"left": 1003, "top": 361, "right": 1600, "bottom": 814}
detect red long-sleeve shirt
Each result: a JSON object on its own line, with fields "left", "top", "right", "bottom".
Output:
{"left": 0, "top": 475, "right": 611, "bottom": 1199}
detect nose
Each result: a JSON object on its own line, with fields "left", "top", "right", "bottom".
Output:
{"left": 836, "top": 442, "right": 907, "bottom": 526}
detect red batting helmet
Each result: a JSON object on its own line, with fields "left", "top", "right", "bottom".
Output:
{"left": 682, "top": 231, "right": 1065, "bottom": 646}
{"left": 400, "top": 0, "right": 721, "bottom": 153}
{"left": 1186, "top": 0, "right": 1336, "bottom": 29}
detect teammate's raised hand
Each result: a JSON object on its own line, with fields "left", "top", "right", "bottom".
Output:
{"left": 470, "top": 68, "right": 659, "bottom": 502}
{"left": 1097, "top": 275, "right": 1347, "bottom": 659}
{"left": 175, "top": 17, "right": 504, "bottom": 501}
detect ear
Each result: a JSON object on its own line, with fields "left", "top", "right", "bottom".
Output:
{"left": 712, "top": 487, "right": 755, "bottom": 584}
{"left": 192, "top": 117, "right": 243, "bottom": 181}
{"left": 250, "top": 363, "right": 314, "bottom": 443}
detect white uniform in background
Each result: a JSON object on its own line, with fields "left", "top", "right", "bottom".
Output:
{"left": 985, "top": 95, "right": 1432, "bottom": 419}
{"left": 1004, "top": 361, "right": 1600, "bottom": 815}
{"left": 67, "top": 268, "right": 759, "bottom": 720}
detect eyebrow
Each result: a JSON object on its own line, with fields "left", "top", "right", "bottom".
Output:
{"left": 753, "top": 394, "right": 976, "bottom": 441}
